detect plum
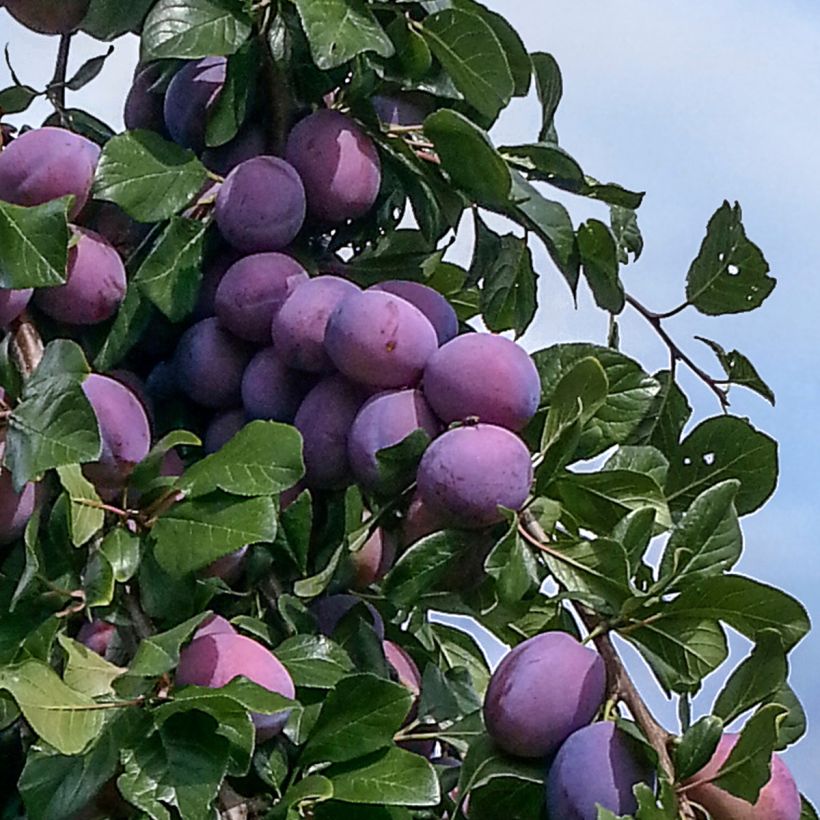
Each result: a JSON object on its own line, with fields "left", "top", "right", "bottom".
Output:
{"left": 311, "top": 594, "right": 385, "bottom": 640}
{"left": 423, "top": 334, "right": 541, "bottom": 431}
{"left": 272, "top": 276, "right": 360, "bottom": 373}
{"left": 0, "top": 287, "right": 32, "bottom": 326}
{"left": 348, "top": 389, "right": 440, "bottom": 492}
{"left": 401, "top": 491, "right": 447, "bottom": 547}
{"left": 294, "top": 375, "right": 365, "bottom": 488}
{"left": 384, "top": 639, "right": 421, "bottom": 694}
{"left": 203, "top": 547, "right": 248, "bottom": 585}
{"left": 163, "top": 57, "right": 226, "bottom": 152}
{"left": 204, "top": 408, "right": 246, "bottom": 454}
{"left": 0, "top": 465, "right": 38, "bottom": 545}
{"left": 372, "top": 94, "right": 433, "bottom": 127}
{"left": 77, "top": 620, "right": 117, "bottom": 657}
{"left": 417, "top": 425, "right": 533, "bottom": 529}
{"left": 0, "top": 127, "right": 100, "bottom": 219}
{"left": 4, "top": 0, "right": 89, "bottom": 34}
{"left": 176, "top": 632, "right": 294, "bottom": 740}
{"left": 90, "top": 203, "right": 151, "bottom": 258}
{"left": 174, "top": 318, "right": 252, "bottom": 409}
{"left": 203, "top": 125, "right": 267, "bottom": 175}
{"left": 349, "top": 528, "right": 396, "bottom": 589}
{"left": 108, "top": 370, "right": 153, "bottom": 424}
{"left": 484, "top": 632, "right": 605, "bottom": 758}
{"left": 81, "top": 374, "right": 151, "bottom": 494}
{"left": 124, "top": 63, "right": 166, "bottom": 133}
{"left": 285, "top": 109, "right": 381, "bottom": 223}
{"left": 35, "top": 228, "right": 126, "bottom": 325}
{"left": 241, "top": 347, "right": 305, "bottom": 423}
{"left": 546, "top": 722, "right": 654, "bottom": 819}
{"left": 683, "top": 733, "right": 800, "bottom": 820}
{"left": 372, "top": 280, "right": 458, "bottom": 345}
{"left": 194, "top": 614, "right": 238, "bottom": 640}
{"left": 215, "top": 156, "right": 306, "bottom": 253}
{"left": 145, "top": 360, "right": 178, "bottom": 403}
{"left": 325, "top": 290, "right": 438, "bottom": 388}
{"left": 215, "top": 253, "right": 309, "bottom": 343}
{"left": 193, "top": 248, "right": 240, "bottom": 320}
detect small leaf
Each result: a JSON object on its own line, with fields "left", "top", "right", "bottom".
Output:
{"left": 93, "top": 286, "right": 155, "bottom": 371}
{"left": 65, "top": 46, "right": 115, "bottom": 91}
{"left": 696, "top": 336, "right": 775, "bottom": 405}
{"left": 674, "top": 715, "right": 723, "bottom": 782}
{"left": 604, "top": 446, "right": 669, "bottom": 486}
{"left": 578, "top": 219, "right": 624, "bottom": 313}
{"left": 100, "top": 528, "right": 142, "bottom": 583}
{"left": 58, "top": 634, "right": 125, "bottom": 698}
{"left": 127, "top": 613, "right": 210, "bottom": 677}
{"left": 531, "top": 52, "right": 562, "bottom": 142}
{"left": 57, "top": 464, "right": 104, "bottom": 547}
{"left": 479, "top": 234, "right": 538, "bottom": 337}
{"left": 275, "top": 635, "right": 354, "bottom": 690}
{"left": 610, "top": 205, "right": 644, "bottom": 264}
{"left": 205, "top": 40, "right": 257, "bottom": 147}
{"left": 0, "top": 84, "right": 40, "bottom": 115}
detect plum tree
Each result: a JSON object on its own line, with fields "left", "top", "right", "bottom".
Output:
{"left": 204, "top": 408, "right": 246, "bottom": 454}
{"left": 76, "top": 620, "right": 117, "bottom": 657}
{"left": 123, "top": 64, "right": 166, "bottom": 133}
{"left": 173, "top": 318, "right": 252, "bottom": 408}
{"left": 546, "top": 722, "right": 654, "bottom": 819}
{"left": 417, "top": 425, "right": 533, "bottom": 528}
{"left": 215, "top": 253, "right": 309, "bottom": 343}
{"left": 348, "top": 389, "right": 440, "bottom": 492}
{"left": 423, "top": 334, "right": 541, "bottom": 431}
{"left": 241, "top": 347, "right": 305, "bottom": 422}
{"left": 285, "top": 109, "right": 382, "bottom": 223}
{"left": 176, "top": 632, "right": 294, "bottom": 739}
{"left": 163, "top": 57, "right": 226, "bottom": 152}
{"left": 484, "top": 632, "right": 606, "bottom": 758}
{"left": 0, "top": 287, "right": 32, "bottom": 326}
{"left": 325, "top": 290, "right": 439, "bottom": 388}
{"left": 4, "top": 0, "right": 88, "bottom": 34}
{"left": 272, "top": 276, "right": 360, "bottom": 373}
{"left": 371, "top": 280, "right": 458, "bottom": 345}
{"left": 0, "top": 127, "right": 99, "bottom": 218}
{"left": 348, "top": 527, "right": 396, "bottom": 589}
{"left": 214, "top": 156, "right": 306, "bottom": 253}
{"left": 684, "top": 733, "right": 801, "bottom": 820}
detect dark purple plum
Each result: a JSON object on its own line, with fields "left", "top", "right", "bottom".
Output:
{"left": 203, "top": 125, "right": 267, "bottom": 176}
{"left": 145, "top": 360, "right": 178, "bottom": 402}
{"left": 372, "top": 280, "right": 458, "bottom": 345}
{"left": 204, "top": 408, "right": 246, "bottom": 454}
{"left": 4, "top": 0, "right": 89, "bottom": 33}
{"left": 35, "top": 228, "right": 126, "bottom": 325}
{"left": 215, "top": 156, "right": 306, "bottom": 253}
{"left": 372, "top": 94, "right": 433, "bottom": 127}
{"left": 417, "top": 425, "right": 532, "bottom": 529}
{"left": 272, "top": 276, "right": 360, "bottom": 373}
{"left": 546, "top": 722, "right": 654, "bottom": 819}
{"left": 423, "top": 334, "right": 541, "bottom": 432}
{"left": 349, "top": 528, "right": 396, "bottom": 589}
{"left": 294, "top": 375, "right": 365, "bottom": 488}
{"left": 124, "top": 63, "right": 166, "bottom": 133}
{"left": 241, "top": 347, "right": 305, "bottom": 422}
{"left": 215, "top": 253, "right": 309, "bottom": 343}
{"left": 90, "top": 203, "right": 151, "bottom": 258}
{"left": 484, "top": 632, "right": 605, "bottom": 758}
{"left": 311, "top": 594, "right": 385, "bottom": 640}
{"left": 176, "top": 632, "right": 294, "bottom": 739}
{"left": 0, "top": 464, "right": 38, "bottom": 545}
{"left": 163, "top": 57, "right": 226, "bottom": 152}
{"left": 325, "top": 290, "right": 438, "bottom": 388}
{"left": 0, "top": 287, "right": 32, "bottom": 326}
{"left": 684, "top": 733, "right": 800, "bottom": 820}
{"left": 174, "top": 318, "right": 252, "bottom": 409}
{"left": 348, "top": 389, "right": 440, "bottom": 492}
{"left": 202, "top": 547, "right": 248, "bottom": 585}
{"left": 0, "top": 127, "right": 100, "bottom": 218}
{"left": 77, "top": 620, "right": 117, "bottom": 657}
{"left": 193, "top": 248, "right": 241, "bottom": 320}
{"left": 81, "top": 374, "right": 151, "bottom": 494}
{"left": 285, "top": 109, "right": 381, "bottom": 223}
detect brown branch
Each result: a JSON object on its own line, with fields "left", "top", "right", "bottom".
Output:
{"left": 47, "top": 33, "right": 73, "bottom": 123}
{"left": 9, "top": 313, "right": 44, "bottom": 376}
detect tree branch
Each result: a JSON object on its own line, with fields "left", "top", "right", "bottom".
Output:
{"left": 123, "top": 588, "right": 155, "bottom": 641}
{"left": 47, "top": 33, "right": 73, "bottom": 123}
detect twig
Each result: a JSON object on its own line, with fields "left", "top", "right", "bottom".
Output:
{"left": 47, "top": 33, "right": 73, "bottom": 123}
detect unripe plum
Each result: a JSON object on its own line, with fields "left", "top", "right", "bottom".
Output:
{"left": 241, "top": 347, "right": 305, "bottom": 423}
{"left": 0, "top": 287, "right": 32, "bottom": 326}
{"left": 423, "top": 334, "right": 541, "bottom": 431}
{"left": 203, "top": 547, "right": 248, "bottom": 585}
{"left": 484, "top": 632, "right": 605, "bottom": 758}
{"left": 174, "top": 318, "right": 252, "bottom": 408}
{"left": 163, "top": 57, "right": 226, "bottom": 152}
{"left": 0, "top": 127, "right": 100, "bottom": 218}
{"left": 81, "top": 374, "right": 151, "bottom": 493}
{"left": 311, "top": 594, "right": 385, "bottom": 640}
{"left": 325, "top": 290, "right": 438, "bottom": 388}
{"left": 294, "top": 375, "right": 364, "bottom": 488}
{"left": 215, "top": 156, "right": 306, "bottom": 253}
{"left": 417, "top": 425, "right": 533, "bottom": 529}
{"left": 348, "top": 389, "right": 440, "bottom": 492}
{"left": 215, "top": 253, "right": 309, "bottom": 343}
{"left": 285, "top": 109, "right": 381, "bottom": 223}
{"left": 350, "top": 528, "right": 396, "bottom": 589}
{"left": 77, "top": 620, "right": 116, "bottom": 657}
{"left": 204, "top": 409, "right": 246, "bottom": 454}
{"left": 372, "top": 280, "right": 458, "bottom": 345}
{"left": 547, "top": 722, "right": 653, "bottom": 818}
{"left": 35, "top": 228, "right": 126, "bottom": 325}
{"left": 4, "top": 0, "right": 89, "bottom": 34}
{"left": 272, "top": 276, "right": 360, "bottom": 373}
{"left": 372, "top": 94, "right": 432, "bottom": 127}
{"left": 124, "top": 63, "right": 166, "bottom": 133}
{"left": 0, "top": 467, "right": 38, "bottom": 545}
{"left": 203, "top": 125, "right": 267, "bottom": 176}
{"left": 194, "top": 614, "right": 237, "bottom": 640}
{"left": 683, "top": 733, "right": 800, "bottom": 820}
{"left": 176, "top": 632, "right": 294, "bottom": 739}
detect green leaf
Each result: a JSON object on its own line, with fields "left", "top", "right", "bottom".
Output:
{"left": 696, "top": 336, "right": 775, "bottom": 405}
{"left": 275, "top": 635, "right": 355, "bottom": 689}
{"left": 100, "top": 528, "right": 142, "bottom": 583}
{"left": 205, "top": 41, "right": 257, "bottom": 147}
{"left": 275, "top": 489, "right": 313, "bottom": 574}
{"left": 0, "top": 661, "right": 105, "bottom": 755}
{"left": 93, "top": 131, "right": 208, "bottom": 222}
{"left": 93, "top": 285, "right": 155, "bottom": 371}
{"left": 179, "top": 420, "right": 304, "bottom": 498}
{"left": 374, "top": 428, "right": 432, "bottom": 497}
{"left": 531, "top": 52, "right": 562, "bottom": 141}
{"left": 66, "top": 46, "right": 115, "bottom": 91}
{"left": 674, "top": 715, "right": 723, "bottom": 782}
{"left": 765, "top": 683, "right": 806, "bottom": 750}
{"left": 610, "top": 204, "right": 644, "bottom": 264}
{"left": 578, "top": 219, "right": 624, "bottom": 313}
{"left": 430, "top": 624, "right": 491, "bottom": 697}
{"left": 0, "top": 197, "right": 71, "bottom": 289}
{"left": 547, "top": 355, "right": 609, "bottom": 431}
{"left": 276, "top": 775, "right": 335, "bottom": 817}
{"left": 292, "top": 0, "right": 394, "bottom": 69}
{"left": 457, "top": 733, "right": 544, "bottom": 802}
{"left": 0, "top": 84, "right": 39, "bottom": 115}
{"left": 81, "top": 0, "right": 155, "bottom": 39}
{"left": 56, "top": 464, "right": 104, "bottom": 547}
{"left": 421, "top": 8, "right": 513, "bottom": 121}
{"left": 612, "top": 507, "right": 656, "bottom": 571}
{"left": 712, "top": 630, "right": 787, "bottom": 725}
{"left": 141, "top": 0, "right": 253, "bottom": 59}
{"left": 58, "top": 634, "right": 124, "bottom": 698}
{"left": 665, "top": 416, "right": 778, "bottom": 516}
{"left": 327, "top": 747, "right": 440, "bottom": 806}
{"left": 133, "top": 217, "right": 206, "bottom": 322}
{"left": 153, "top": 491, "right": 277, "bottom": 576}
{"left": 604, "top": 446, "right": 669, "bottom": 486}
{"left": 301, "top": 674, "right": 412, "bottom": 766}
{"left": 485, "top": 519, "right": 540, "bottom": 605}
{"left": 685, "top": 201, "right": 775, "bottom": 315}
{"left": 802, "top": 797, "right": 819, "bottom": 820}
{"left": 478, "top": 234, "right": 538, "bottom": 337}
{"left": 127, "top": 613, "right": 210, "bottom": 677}
{"left": 84, "top": 549, "right": 116, "bottom": 608}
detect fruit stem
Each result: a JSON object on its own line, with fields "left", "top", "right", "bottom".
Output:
{"left": 9, "top": 312, "right": 44, "bottom": 376}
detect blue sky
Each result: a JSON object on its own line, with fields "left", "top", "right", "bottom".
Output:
{"left": 2, "top": 0, "right": 818, "bottom": 801}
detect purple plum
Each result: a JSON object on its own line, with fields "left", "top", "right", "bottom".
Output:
{"left": 124, "top": 63, "right": 166, "bottom": 133}
{"left": 163, "top": 57, "right": 226, "bottom": 152}
{"left": 372, "top": 94, "right": 433, "bottom": 127}
{"left": 204, "top": 408, "right": 246, "bottom": 454}
{"left": 241, "top": 347, "right": 305, "bottom": 422}
{"left": 4, "top": 0, "right": 89, "bottom": 34}
{"left": 203, "top": 125, "right": 268, "bottom": 175}
{"left": 371, "top": 280, "right": 458, "bottom": 345}
{"left": 77, "top": 620, "right": 117, "bottom": 657}
{"left": 311, "top": 594, "right": 385, "bottom": 640}
{"left": 194, "top": 614, "right": 238, "bottom": 640}
{"left": 193, "top": 248, "right": 241, "bottom": 320}
{"left": 0, "top": 287, "right": 32, "bottom": 326}
{"left": 350, "top": 528, "right": 396, "bottom": 589}
{"left": 0, "top": 463, "right": 38, "bottom": 545}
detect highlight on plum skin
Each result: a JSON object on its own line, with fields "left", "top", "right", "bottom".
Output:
{"left": 371, "top": 279, "right": 458, "bottom": 345}
{"left": 163, "top": 57, "right": 226, "bottom": 152}
{"left": 241, "top": 347, "right": 304, "bottom": 423}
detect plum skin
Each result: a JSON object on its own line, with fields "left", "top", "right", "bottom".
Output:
{"left": 484, "top": 632, "right": 606, "bottom": 758}
{"left": 371, "top": 280, "right": 458, "bottom": 345}
{"left": 311, "top": 594, "right": 385, "bottom": 640}
{"left": 325, "top": 290, "right": 439, "bottom": 389}
{"left": 241, "top": 347, "right": 305, "bottom": 423}
{"left": 0, "top": 288, "right": 32, "bottom": 326}
{"left": 204, "top": 409, "right": 246, "bottom": 454}
{"left": 77, "top": 620, "right": 117, "bottom": 657}
{"left": 124, "top": 63, "right": 166, "bottom": 133}
{"left": 417, "top": 424, "right": 533, "bottom": 529}
{"left": 546, "top": 722, "right": 654, "bottom": 819}
{"left": 423, "top": 334, "right": 541, "bottom": 431}
{"left": 286, "top": 109, "right": 381, "bottom": 223}
{"left": 163, "top": 57, "right": 226, "bottom": 152}
{"left": 4, "top": 0, "right": 89, "bottom": 35}
{"left": 684, "top": 733, "right": 800, "bottom": 820}
{"left": 0, "top": 467, "right": 39, "bottom": 545}
{"left": 349, "top": 528, "right": 396, "bottom": 589}
{"left": 203, "top": 125, "right": 268, "bottom": 176}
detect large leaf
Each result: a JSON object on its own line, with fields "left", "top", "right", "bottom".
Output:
{"left": 577, "top": 218, "right": 624, "bottom": 313}
{"left": 56, "top": 464, "right": 104, "bottom": 547}
{"left": 697, "top": 336, "right": 775, "bottom": 405}
{"left": 276, "top": 635, "right": 355, "bottom": 690}
{"left": 81, "top": 0, "right": 155, "bottom": 39}
{"left": 674, "top": 715, "right": 723, "bottom": 782}
{"left": 128, "top": 613, "right": 211, "bottom": 677}
{"left": 93, "top": 286, "right": 155, "bottom": 371}
{"left": 478, "top": 234, "right": 538, "bottom": 337}
{"left": 57, "top": 634, "right": 125, "bottom": 698}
